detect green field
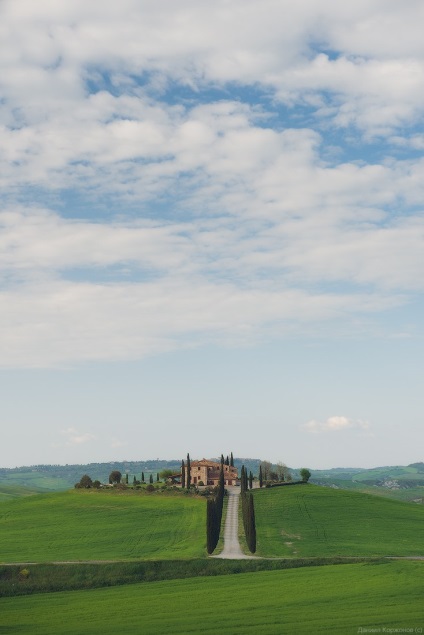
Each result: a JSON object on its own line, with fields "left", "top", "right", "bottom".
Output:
{"left": 1, "top": 560, "right": 422, "bottom": 634}
{"left": 0, "top": 489, "right": 206, "bottom": 562}
{"left": 0, "top": 471, "right": 73, "bottom": 491}
{"left": 310, "top": 479, "right": 424, "bottom": 504}
{"left": 0, "top": 484, "right": 44, "bottom": 502}
{"left": 1, "top": 484, "right": 424, "bottom": 634}
{"left": 253, "top": 484, "right": 424, "bottom": 557}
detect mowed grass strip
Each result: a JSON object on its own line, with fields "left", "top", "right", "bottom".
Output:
{"left": 1, "top": 561, "right": 422, "bottom": 634}
{"left": 253, "top": 484, "right": 424, "bottom": 557}
{"left": 0, "top": 490, "right": 206, "bottom": 562}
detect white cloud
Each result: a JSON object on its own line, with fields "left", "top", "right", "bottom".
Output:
{"left": 0, "top": 1, "right": 423, "bottom": 368}
{"left": 110, "top": 438, "right": 128, "bottom": 449}
{"left": 2, "top": 0, "right": 424, "bottom": 137}
{"left": 303, "top": 416, "right": 370, "bottom": 434}
{"left": 61, "top": 427, "right": 96, "bottom": 445}
{"left": 0, "top": 273, "right": 397, "bottom": 368}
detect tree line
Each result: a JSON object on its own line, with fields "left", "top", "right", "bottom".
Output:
{"left": 74, "top": 469, "right": 164, "bottom": 489}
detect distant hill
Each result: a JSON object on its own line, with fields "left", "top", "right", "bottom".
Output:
{"left": 0, "top": 460, "right": 183, "bottom": 491}
{"left": 310, "top": 463, "right": 424, "bottom": 503}
{"left": 0, "top": 458, "right": 262, "bottom": 491}
{"left": 0, "top": 460, "right": 422, "bottom": 502}
{"left": 0, "top": 484, "right": 45, "bottom": 502}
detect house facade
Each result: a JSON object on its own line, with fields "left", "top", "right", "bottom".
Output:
{"left": 184, "top": 459, "right": 238, "bottom": 486}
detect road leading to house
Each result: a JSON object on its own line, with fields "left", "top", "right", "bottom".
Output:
{"left": 214, "top": 487, "right": 258, "bottom": 559}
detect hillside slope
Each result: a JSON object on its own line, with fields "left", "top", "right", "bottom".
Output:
{"left": 0, "top": 489, "right": 206, "bottom": 563}
{"left": 253, "top": 484, "right": 424, "bottom": 558}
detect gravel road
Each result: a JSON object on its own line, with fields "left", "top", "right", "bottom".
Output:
{"left": 213, "top": 487, "right": 258, "bottom": 559}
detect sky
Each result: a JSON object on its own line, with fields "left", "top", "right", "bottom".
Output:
{"left": 1, "top": 0, "right": 424, "bottom": 470}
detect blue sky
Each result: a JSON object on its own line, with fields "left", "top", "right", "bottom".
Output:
{"left": 1, "top": 0, "right": 424, "bottom": 469}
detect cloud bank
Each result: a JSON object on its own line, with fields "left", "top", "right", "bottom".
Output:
{"left": 1, "top": 0, "right": 424, "bottom": 367}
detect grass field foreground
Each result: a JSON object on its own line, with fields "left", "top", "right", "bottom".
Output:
{"left": 0, "top": 489, "right": 206, "bottom": 562}
{"left": 253, "top": 484, "right": 424, "bottom": 557}
{"left": 1, "top": 560, "right": 422, "bottom": 634}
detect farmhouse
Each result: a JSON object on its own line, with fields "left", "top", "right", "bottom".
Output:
{"left": 184, "top": 459, "right": 238, "bottom": 486}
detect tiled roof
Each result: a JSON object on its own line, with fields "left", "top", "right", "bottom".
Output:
{"left": 190, "top": 458, "right": 221, "bottom": 467}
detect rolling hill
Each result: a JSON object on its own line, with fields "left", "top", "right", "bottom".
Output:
{"left": 252, "top": 484, "right": 424, "bottom": 558}
{"left": 0, "top": 489, "right": 206, "bottom": 563}
{"left": 1, "top": 460, "right": 423, "bottom": 502}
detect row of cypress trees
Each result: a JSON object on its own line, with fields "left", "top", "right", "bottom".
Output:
{"left": 240, "top": 464, "right": 256, "bottom": 553}
{"left": 206, "top": 457, "right": 225, "bottom": 554}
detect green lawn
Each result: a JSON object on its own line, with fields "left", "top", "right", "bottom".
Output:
{"left": 253, "top": 484, "right": 424, "bottom": 557}
{"left": 0, "top": 489, "right": 206, "bottom": 562}
{"left": 1, "top": 560, "right": 422, "bottom": 634}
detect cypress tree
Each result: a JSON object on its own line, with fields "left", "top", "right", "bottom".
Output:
{"left": 186, "top": 453, "right": 191, "bottom": 490}
{"left": 149, "top": 474, "right": 153, "bottom": 484}
{"left": 230, "top": 452, "right": 234, "bottom": 467}
{"left": 181, "top": 459, "right": 185, "bottom": 489}
{"left": 241, "top": 491, "right": 256, "bottom": 553}
{"left": 157, "top": 473, "right": 159, "bottom": 482}
{"left": 242, "top": 465, "right": 248, "bottom": 492}
{"left": 205, "top": 462, "right": 226, "bottom": 555}
{"left": 248, "top": 492, "right": 256, "bottom": 552}
{"left": 240, "top": 465, "right": 246, "bottom": 494}
{"left": 218, "top": 461, "right": 224, "bottom": 496}
{"left": 206, "top": 499, "right": 216, "bottom": 554}
{"left": 259, "top": 465, "right": 263, "bottom": 488}
{"left": 125, "top": 473, "right": 129, "bottom": 484}
{"left": 133, "top": 476, "right": 136, "bottom": 486}
{"left": 249, "top": 470, "right": 253, "bottom": 490}
{"left": 225, "top": 455, "right": 229, "bottom": 466}
{"left": 217, "top": 462, "right": 225, "bottom": 527}
{"left": 141, "top": 472, "right": 145, "bottom": 483}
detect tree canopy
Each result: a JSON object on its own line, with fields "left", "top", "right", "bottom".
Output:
{"left": 76, "top": 474, "right": 93, "bottom": 489}
{"left": 109, "top": 470, "right": 122, "bottom": 484}
{"left": 300, "top": 468, "right": 311, "bottom": 482}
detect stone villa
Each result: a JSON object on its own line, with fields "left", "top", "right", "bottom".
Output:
{"left": 184, "top": 459, "right": 238, "bottom": 486}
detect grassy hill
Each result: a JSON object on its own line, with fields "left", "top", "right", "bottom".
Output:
{"left": 0, "top": 489, "right": 206, "bottom": 563}
{"left": 0, "top": 484, "right": 46, "bottom": 502}
{"left": 1, "top": 482, "right": 423, "bottom": 633}
{"left": 253, "top": 484, "right": 424, "bottom": 558}
{"left": 310, "top": 463, "right": 424, "bottom": 503}
{"left": 1, "top": 560, "right": 422, "bottom": 634}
